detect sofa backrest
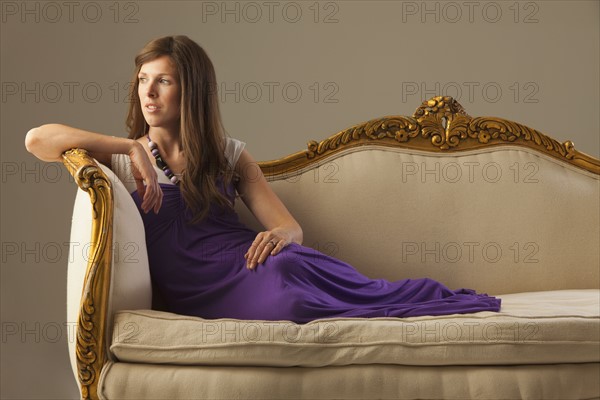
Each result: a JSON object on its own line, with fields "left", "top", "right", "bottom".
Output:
{"left": 236, "top": 145, "right": 599, "bottom": 295}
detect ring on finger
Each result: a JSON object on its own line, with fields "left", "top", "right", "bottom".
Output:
{"left": 267, "top": 240, "right": 277, "bottom": 247}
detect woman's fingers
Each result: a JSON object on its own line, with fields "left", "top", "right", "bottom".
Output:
{"left": 246, "top": 234, "right": 287, "bottom": 270}
{"left": 270, "top": 239, "right": 284, "bottom": 256}
{"left": 143, "top": 180, "right": 162, "bottom": 214}
{"left": 256, "top": 241, "right": 276, "bottom": 264}
{"left": 245, "top": 235, "right": 263, "bottom": 270}
{"left": 152, "top": 182, "right": 163, "bottom": 213}
{"left": 132, "top": 162, "right": 162, "bottom": 214}
{"left": 144, "top": 173, "right": 162, "bottom": 214}
{"left": 129, "top": 143, "right": 163, "bottom": 214}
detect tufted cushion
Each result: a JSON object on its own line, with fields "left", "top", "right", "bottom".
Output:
{"left": 110, "top": 289, "right": 600, "bottom": 367}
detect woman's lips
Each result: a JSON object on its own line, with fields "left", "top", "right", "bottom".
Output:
{"left": 145, "top": 105, "right": 160, "bottom": 113}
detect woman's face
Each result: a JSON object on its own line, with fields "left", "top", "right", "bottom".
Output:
{"left": 138, "top": 55, "right": 181, "bottom": 133}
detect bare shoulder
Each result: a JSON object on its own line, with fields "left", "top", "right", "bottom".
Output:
{"left": 236, "top": 148, "right": 251, "bottom": 162}
{"left": 235, "top": 148, "right": 257, "bottom": 167}
{"left": 235, "top": 149, "right": 262, "bottom": 177}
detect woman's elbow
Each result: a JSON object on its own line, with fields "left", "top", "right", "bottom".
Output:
{"left": 24, "top": 127, "right": 41, "bottom": 154}
{"left": 24, "top": 125, "right": 62, "bottom": 161}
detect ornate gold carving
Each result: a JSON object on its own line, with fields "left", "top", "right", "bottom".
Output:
{"left": 306, "top": 116, "right": 419, "bottom": 157}
{"left": 260, "top": 96, "right": 600, "bottom": 176}
{"left": 413, "top": 97, "right": 472, "bottom": 150}
{"left": 63, "top": 149, "right": 113, "bottom": 400}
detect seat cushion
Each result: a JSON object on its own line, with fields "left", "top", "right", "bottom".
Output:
{"left": 110, "top": 289, "right": 600, "bottom": 367}
{"left": 98, "top": 362, "right": 600, "bottom": 400}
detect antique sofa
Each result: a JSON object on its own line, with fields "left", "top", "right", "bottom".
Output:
{"left": 63, "top": 96, "right": 600, "bottom": 399}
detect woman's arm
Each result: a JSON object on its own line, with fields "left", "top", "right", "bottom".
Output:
{"left": 25, "top": 123, "right": 136, "bottom": 165}
{"left": 24, "top": 124, "right": 163, "bottom": 214}
{"left": 235, "top": 149, "right": 303, "bottom": 270}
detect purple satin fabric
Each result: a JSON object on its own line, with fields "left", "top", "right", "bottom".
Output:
{"left": 131, "top": 182, "right": 501, "bottom": 324}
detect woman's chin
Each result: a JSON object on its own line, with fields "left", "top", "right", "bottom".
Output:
{"left": 144, "top": 119, "right": 162, "bottom": 128}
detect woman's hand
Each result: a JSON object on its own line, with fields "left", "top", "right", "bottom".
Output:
{"left": 245, "top": 227, "right": 294, "bottom": 270}
{"left": 128, "top": 141, "right": 163, "bottom": 214}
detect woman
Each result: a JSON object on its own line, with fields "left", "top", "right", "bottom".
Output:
{"left": 25, "top": 35, "right": 501, "bottom": 323}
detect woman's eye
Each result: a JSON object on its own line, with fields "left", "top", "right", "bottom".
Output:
{"left": 137, "top": 77, "right": 170, "bottom": 84}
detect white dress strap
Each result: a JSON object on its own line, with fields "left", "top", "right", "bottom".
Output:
{"left": 224, "top": 137, "right": 246, "bottom": 169}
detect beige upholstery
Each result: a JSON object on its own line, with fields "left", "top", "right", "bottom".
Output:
{"left": 99, "top": 363, "right": 600, "bottom": 400}
{"left": 110, "top": 289, "right": 600, "bottom": 367}
{"left": 67, "top": 141, "right": 600, "bottom": 399}
{"left": 238, "top": 146, "right": 600, "bottom": 295}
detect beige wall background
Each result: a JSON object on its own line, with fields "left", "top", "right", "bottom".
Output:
{"left": 1, "top": 0, "right": 598, "bottom": 398}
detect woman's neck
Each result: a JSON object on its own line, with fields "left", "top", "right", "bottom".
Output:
{"left": 148, "top": 127, "right": 183, "bottom": 159}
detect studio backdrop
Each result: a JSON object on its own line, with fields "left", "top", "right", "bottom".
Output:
{"left": 1, "top": 1, "right": 598, "bottom": 398}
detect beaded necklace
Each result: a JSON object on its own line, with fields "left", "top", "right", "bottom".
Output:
{"left": 146, "top": 134, "right": 181, "bottom": 185}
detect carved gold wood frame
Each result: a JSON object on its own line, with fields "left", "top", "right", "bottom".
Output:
{"left": 259, "top": 96, "right": 600, "bottom": 176}
{"left": 62, "top": 148, "right": 113, "bottom": 400}
{"left": 62, "top": 96, "right": 600, "bottom": 400}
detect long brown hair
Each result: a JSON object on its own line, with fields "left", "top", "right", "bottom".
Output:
{"left": 126, "top": 35, "right": 234, "bottom": 224}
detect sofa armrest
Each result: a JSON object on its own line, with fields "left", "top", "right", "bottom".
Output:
{"left": 64, "top": 148, "right": 153, "bottom": 399}
{"left": 63, "top": 148, "right": 113, "bottom": 400}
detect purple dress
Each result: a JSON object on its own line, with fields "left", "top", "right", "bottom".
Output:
{"left": 130, "top": 181, "right": 501, "bottom": 324}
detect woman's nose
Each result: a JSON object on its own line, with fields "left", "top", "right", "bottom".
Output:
{"left": 144, "top": 82, "right": 157, "bottom": 97}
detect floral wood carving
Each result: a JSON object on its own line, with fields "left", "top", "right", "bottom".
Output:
{"left": 265, "top": 96, "right": 598, "bottom": 175}
{"left": 62, "top": 149, "right": 113, "bottom": 400}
